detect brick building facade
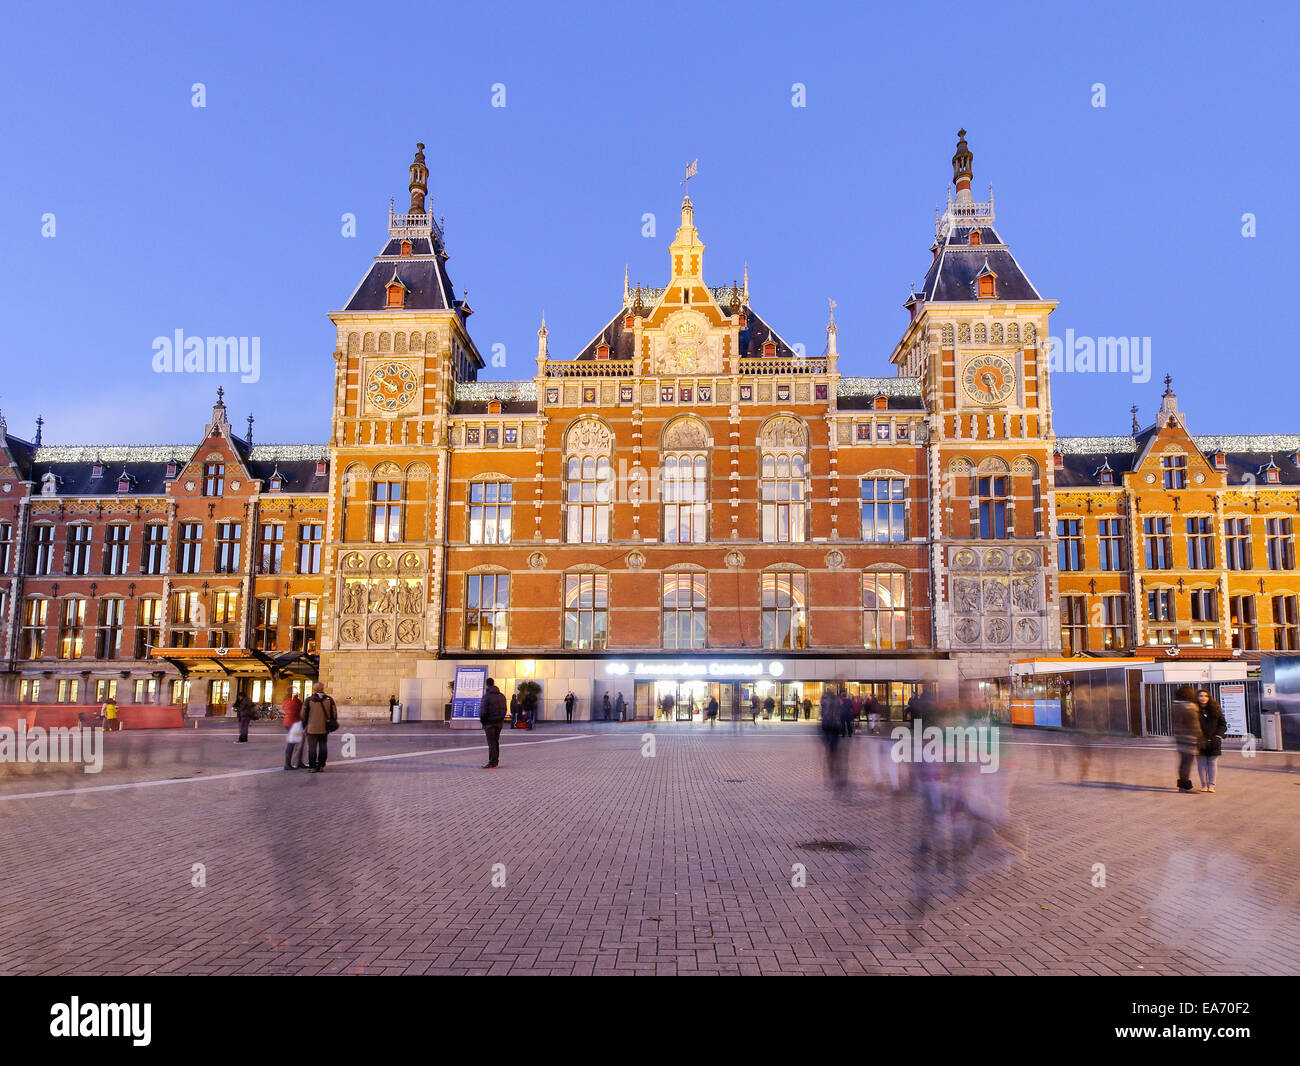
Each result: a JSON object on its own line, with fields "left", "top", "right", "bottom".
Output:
{"left": 1, "top": 134, "right": 1296, "bottom": 722}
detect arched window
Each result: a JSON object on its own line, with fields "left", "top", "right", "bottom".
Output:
{"left": 863, "top": 572, "right": 908, "bottom": 649}
{"left": 663, "top": 572, "right": 706, "bottom": 649}
{"left": 758, "top": 417, "right": 810, "bottom": 544}
{"left": 20, "top": 596, "right": 48, "bottom": 659}
{"left": 58, "top": 597, "right": 87, "bottom": 659}
{"left": 761, "top": 570, "right": 807, "bottom": 649}
{"left": 564, "top": 571, "right": 608, "bottom": 649}
{"left": 465, "top": 572, "right": 510, "bottom": 650}
{"left": 564, "top": 420, "right": 614, "bottom": 544}
{"left": 96, "top": 597, "right": 126, "bottom": 659}
{"left": 663, "top": 453, "right": 707, "bottom": 543}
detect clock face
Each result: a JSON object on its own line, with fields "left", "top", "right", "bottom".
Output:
{"left": 366, "top": 362, "right": 418, "bottom": 413}
{"left": 962, "top": 355, "right": 1016, "bottom": 406}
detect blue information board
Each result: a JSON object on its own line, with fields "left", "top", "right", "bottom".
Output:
{"left": 451, "top": 666, "right": 488, "bottom": 720}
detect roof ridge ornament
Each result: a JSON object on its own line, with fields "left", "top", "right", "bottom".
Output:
{"left": 936, "top": 129, "right": 994, "bottom": 242}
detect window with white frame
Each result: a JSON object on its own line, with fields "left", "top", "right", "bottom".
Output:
{"left": 863, "top": 572, "right": 907, "bottom": 649}
{"left": 861, "top": 479, "right": 906, "bottom": 542}
{"left": 662, "top": 573, "right": 706, "bottom": 649}
{"left": 469, "top": 481, "right": 513, "bottom": 545}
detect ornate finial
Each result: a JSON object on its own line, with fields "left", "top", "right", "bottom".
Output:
{"left": 623, "top": 264, "right": 629, "bottom": 300}
{"left": 538, "top": 312, "right": 547, "bottom": 336}
{"left": 952, "top": 128, "right": 974, "bottom": 203}
{"left": 34, "top": 415, "right": 44, "bottom": 447}
{"left": 246, "top": 414, "right": 254, "bottom": 444}
{"left": 1130, "top": 404, "right": 1140, "bottom": 435}
{"left": 827, "top": 297, "right": 837, "bottom": 328}
{"left": 216, "top": 386, "right": 225, "bottom": 406}
{"left": 743, "top": 261, "right": 749, "bottom": 298}
{"left": 1163, "top": 374, "right": 1173, "bottom": 395}
{"left": 408, "top": 142, "right": 429, "bottom": 215}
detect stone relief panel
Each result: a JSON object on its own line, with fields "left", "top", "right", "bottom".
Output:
{"left": 947, "top": 543, "right": 1049, "bottom": 651}
{"left": 336, "top": 547, "right": 429, "bottom": 650}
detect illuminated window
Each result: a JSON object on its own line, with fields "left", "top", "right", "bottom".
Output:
{"left": 465, "top": 573, "right": 510, "bottom": 650}
{"left": 1230, "top": 594, "right": 1257, "bottom": 651}
{"left": 1146, "top": 589, "right": 1176, "bottom": 645}
{"left": 564, "top": 573, "right": 608, "bottom": 649}
{"left": 663, "top": 455, "right": 707, "bottom": 544}
{"left": 662, "top": 573, "right": 706, "bottom": 649}
{"left": 1101, "top": 595, "right": 1128, "bottom": 650}
{"left": 58, "top": 597, "right": 87, "bottom": 659}
{"left": 253, "top": 598, "right": 279, "bottom": 651}
{"left": 1060, "top": 595, "right": 1087, "bottom": 655}
{"left": 135, "top": 597, "right": 162, "bottom": 657}
{"left": 761, "top": 452, "right": 806, "bottom": 543}
{"left": 761, "top": 571, "right": 807, "bottom": 650}
{"left": 863, "top": 572, "right": 907, "bottom": 649}
{"left": 290, "top": 598, "right": 319, "bottom": 652}
{"left": 20, "top": 597, "right": 48, "bottom": 659}
{"left": 469, "top": 482, "right": 513, "bottom": 545}
{"left": 861, "top": 479, "right": 905, "bottom": 542}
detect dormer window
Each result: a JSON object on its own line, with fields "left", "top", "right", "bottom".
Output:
{"left": 873, "top": 395, "right": 888, "bottom": 411}
{"left": 116, "top": 471, "right": 132, "bottom": 494}
{"left": 737, "top": 313, "right": 747, "bottom": 329}
{"left": 268, "top": 467, "right": 284, "bottom": 492}
{"left": 969, "top": 230, "right": 981, "bottom": 246}
{"left": 1053, "top": 451, "right": 1064, "bottom": 469}
{"left": 166, "top": 460, "right": 178, "bottom": 478}
{"left": 315, "top": 460, "right": 327, "bottom": 478}
{"left": 973, "top": 258, "right": 998, "bottom": 300}
{"left": 385, "top": 270, "right": 408, "bottom": 309}
{"left": 91, "top": 461, "right": 103, "bottom": 478}
{"left": 400, "top": 240, "right": 412, "bottom": 257}
{"left": 488, "top": 400, "right": 502, "bottom": 415}
{"left": 1099, "top": 470, "right": 1113, "bottom": 485}
{"left": 1265, "top": 466, "right": 1281, "bottom": 484}
{"left": 596, "top": 342, "right": 611, "bottom": 361}
{"left": 762, "top": 340, "right": 778, "bottom": 358}
{"left": 1213, "top": 451, "right": 1227, "bottom": 470}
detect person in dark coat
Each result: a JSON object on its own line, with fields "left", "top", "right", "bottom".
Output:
{"left": 614, "top": 692, "right": 627, "bottom": 722}
{"left": 705, "top": 694, "right": 719, "bottom": 726}
{"left": 750, "top": 694, "right": 759, "bottom": 722}
{"left": 1195, "top": 689, "right": 1227, "bottom": 793}
{"left": 602, "top": 692, "right": 612, "bottom": 721}
{"left": 820, "top": 686, "right": 847, "bottom": 789}
{"left": 479, "top": 677, "right": 507, "bottom": 768}
{"left": 840, "top": 692, "right": 855, "bottom": 737}
{"left": 1171, "top": 684, "right": 1203, "bottom": 792}
{"left": 302, "top": 683, "right": 338, "bottom": 772}
{"left": 510, "top": 690, "right": 523, "bottom": 727}
{"left": 564, "top": 691, "right": 575, "bottom": 723}
{"left": 801, "top": 696, "right": 812, "bottom": 721}
{"left": 762, "top": 694, "right": 775, "bottom": 719}
{"left": 235, "top": 694, "right": 255, "bottom": 742}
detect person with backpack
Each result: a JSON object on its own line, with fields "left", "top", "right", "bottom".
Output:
{"left": 479, "top": 677, "right": 507, "bottom": 768}
{"left": 303, "top": 682, "right": 338, "bottom": 773}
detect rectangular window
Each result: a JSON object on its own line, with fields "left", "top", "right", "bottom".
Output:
{"left": 1266, "top": 517, "right": 1295, "bottom": 571}
{"left": 133, "top": 678, "right": 159, "bottom": 704}
{"left": 976, "top": 476, "right": 1008, "bottom": 540}
{"left": 1225, "top": 518, "right": 1252, "bottom": 571}
{"left": 103, "top": 525, "right": 130, "bottom": 575}
{"left": 1097, "top": 518, "right": 1125, "bottom": 571}
{"left": 663, "top": 457, "right": 707, "bottom": 544}
{"left": 95, "top": 679, "right": 118, "bottom": 704}
{"left": 1188, "top": 588, "right": 1218, "bottom": 647}
{"left": 1272, "top": 594, "right": 1299, "bottom": 650}
{"left": 863, "top": 572, "right": 908, "bottom": 649}
{"left": 30, "top": 525, "right": 56, "bottom": 575}
{"left": 0, "top": 521, "right": 12, "bottom": 573}
{"left": 662, "top": 573, "right": 707, "bottom": 649}
{"left": 20, "top": 597, "right": 48, "bottom": 659}
{"left": 56, "top": 679, "right": 80, "bottom": 704}
{"left": 258, "top": 524, "right": 284, "bottom": 574}
{"left": 142, "top": 524, "right": 168, "bottom": 574}
{"left": 1143, "top": 516, "right": 1172, "bottom": 570}
{"left": 135, "top": 597, "right": 162, "bottom": 658}
{"left": 563, "top": 573, "right": 608, "bottom": 650}
{"left": 67, "top": 526, "right": 93, "bottom": 575}
{"left": 1101, "top": 595, "right": 1128, "bottom": 650}
{"left": 178, "top": 523, "right": 203, "bottom": 574}
{"left": 214, "top": 523, "right": 242, "bottom": 574}
{"left": 96, "top": 598, "right": 125, "bottom": 659}
{"left": 170, "top": 679, "right": 191, "bottom": 706}
{"left": 290, "top": 598, "right": 319, "bottom": 652}
{"left": 203, "top": 462, "right": 225, "bottom": 497}
{"left": 566, "top": 457, "right": 612, "bottom": 545}
{"left": 760, "top": 453, "right": 807, "bottom": 544}
{"left": 1146, "top": 589, "right": 1176, "bottom": 645}
{"left": 19, "top": 679, "right": 41, "bottom": 703}
{"left": 1186, "top": 516, "right": 1214, "bottom": 570}
{"left": 1060, "top": 594, "right": 1087, "bottom": 655}
{"left": 761, "top": 571, "right": 807, "bottom": 650}
{"left": 1057, "top": 519, "right": 1083, "bottom": 571}
{"left": 296, "top": 523, "right": 323, "bottom": 574}
{"left": 253, "top": 598, "right": 279, "bottom": 651}
{"left": 468, "top": 482, "right": 514, "bottom": 545}
{"left": 371, "top": 481, "right": 403, "bottom": 543}
{"left": 58, "top": 597, "right": 87, "bottom": 659}
{"left": 1230, "top": 594, "right": 1257, "bottom": 651}
{"left": 170, "top": 590, "right": 200, "bottom": 648}
{"left": 464, "top": 573, "right": 510, "bottom": 650}
{"left": 1161, "top": 454, "right": 1187, "bottom": 490}
{"left": 860, "top": 479, "right": 906, "bottom": 543}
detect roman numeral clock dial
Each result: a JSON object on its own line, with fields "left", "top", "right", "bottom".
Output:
{"left": 961, "top": 354, "right": 1016, "bottom": 405}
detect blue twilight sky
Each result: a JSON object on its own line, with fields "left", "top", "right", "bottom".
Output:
{"left": 0, "top": 0, "right": 1295, "bottom": 447}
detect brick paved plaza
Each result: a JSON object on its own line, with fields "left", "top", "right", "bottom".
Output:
{"left": 0, "top": 723, "right": 1295, "bottom": 976}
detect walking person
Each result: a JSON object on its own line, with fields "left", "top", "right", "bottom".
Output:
{"left": 479, "top": 676, "right": 507, "bottom": 769}
{"left": 801, "top": 695, "right": 812, "bottom": 721}
{"left": 1171, "top": 684, "right": 1203, "bottom": 793}
{"left": 1196, "top": 688, "right": 1227, "bottom": 794}
{"left": 705, "top": 694, "right": 718, "bottom": 726}
{"left": 564, "top": 690, "right": 575, "bottom": 723}
{"left": 602, "top": 692, "right": 612, "bottom": 721}
{"left": 235, "top": 692, "right": 255, "bottom": 743}
{"left": 840, "top": 690, "right": 855, "bottom": 737}
{"left": 614, "top": 692, "right": 627, "bottom": 722}
{"left": 282, "top": 690, "right": 306, "bottom": 769}
{"left": 303, "top": 682, "right": 338, "bottom": 773}
{"left": 750, "top": 693, "right": 759, "bottom": 722}
{"left": 820, "top": 685, "right": 847, "bottom": 789}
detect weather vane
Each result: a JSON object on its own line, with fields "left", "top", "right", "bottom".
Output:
{"left": 680, "top": 158, "right": 699, "bottom": 194}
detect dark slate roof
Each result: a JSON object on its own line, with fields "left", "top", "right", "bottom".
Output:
{"left": 1055, "top": 453, "right": 1134, "bottom": 487}
{"left": 343, "top": 239, "right": 457, "bottom": 312}
{"left": 920, "top": 225, "right": 1041, "bottom": 303}
{"left": 31, "top": 462, "right": 173, "bottom": 496}
{"left": 452, "top": 400, "right": 536, "bottom": 415}
{"left": 246, "top": 459, "right": 330, "bottom": 493}
{"left": 2, "top": 434, "right": 37, "bottom": 480}
{"left": 1055, "top": 440, "right": 1300, "bottom": 487}
{"left": 573, "top": 304, "right": 797, "bottom": 361}
{"left": 837, "top": 394, "right": 926, "bottom": 412}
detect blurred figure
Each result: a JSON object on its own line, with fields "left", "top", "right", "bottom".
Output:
{"left": 821, "top": 687, "right": 848, "bottom": 789}
{"left": 282, "top": 690, "right": 305, "bottom": 770}
{"left": 103, "top": 696, "right": 120, "bottom": 732}
{"left": 801, "top": 694, "right": 812, "bottom": 721}
{"left": 839, "top": 689, "right": 855, "bottom": 737}
{"left": 603, "top": 692, "right": 613, "bottom": 721}
{"left": 614, "top": 692, "right": 627, "bottom": 723}
{"left": 234, "top": 692, "right": 255, "bottom": 742}
{"left": 705, "top": 694, "right": 718, "bottom": 726}
{"left": 510, "top": 688, "right": 523, "bottom": 727}
{"left": 1196, "top": 689, "right": 1226, "bottom": 794}
{"left": 1172, "top": 685, "right": 1203, "bottom": 793}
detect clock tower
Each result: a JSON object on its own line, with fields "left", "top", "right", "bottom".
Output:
{"left": 319, "top": 143, "right": 484, "bottom": 707}
{"left": 890, "top": 131, "right": 1062, "bottom": 671}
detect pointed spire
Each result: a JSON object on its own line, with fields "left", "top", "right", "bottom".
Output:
{"left": 952, "top": 128, "right": 974, "bottom": 204}
{"left": 623, "top": 264, "right": 629, "bottom": 302}
{"left": 34, "top": 415, "right": 43, "bottom": 446}
{"left": 1130, "top": 404, "right": 1140, "bottom": 436}
{"left": 537, "top": 313, "right": 549, "bottom": 362}
{"left": 246, "top": 413, "right": 255, "bottom": 444}
{"left": 1163, "top": 373, "right": 1174, "bottom": 396}
{"left": 743, "top": 261, "right": 749, "bottom": 300}
{"left": 408, "top": 142, "right": 429, "bottom": 214}
{"left": 826, "top": 298, "right": 838, "bottom": 358}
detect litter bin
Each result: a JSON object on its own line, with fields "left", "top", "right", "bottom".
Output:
{"left": 390, "top": 702, "right": 402, "bottom": 724}
{"left": 1260, "top": 711, "right": 1283, "bottom": 751}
